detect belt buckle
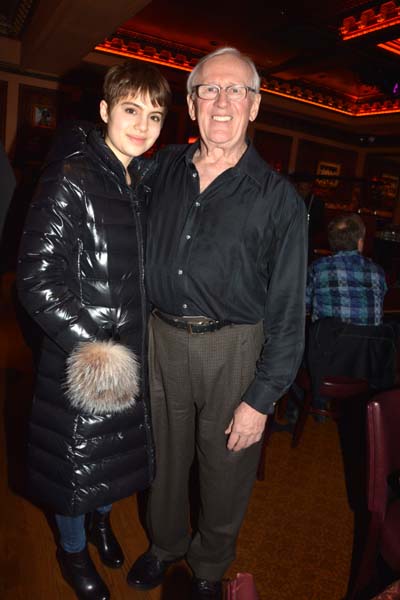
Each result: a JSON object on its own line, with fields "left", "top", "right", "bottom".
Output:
{"left": 187, "top": 318, "right": 216, "bottom": 334}
{"left": 188, "top": 321, "right": 207, "bottom": 335}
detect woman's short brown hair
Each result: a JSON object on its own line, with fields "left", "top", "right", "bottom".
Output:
{"left": 328, "top": 213, "right": 366, "bottom": 252}
{"left": 103, "top": 61, "right": 171, "bottom": 110}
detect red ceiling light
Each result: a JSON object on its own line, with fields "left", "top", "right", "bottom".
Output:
{"left": 95, "top": 42, "right": 192, "bottom": 72}
{"left": 378, "top": 38, "right": 400, "bottom": 54}
{"left": 340, "top": 1, "right": 400, "bottom": 55}
{"left": 340, "top": 1, "right": 400, "bottom": 41}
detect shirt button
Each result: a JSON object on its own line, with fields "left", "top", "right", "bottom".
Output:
{"left": 195, "top": 201, "right": 201, "bottom": 207}
{"left": 186, "top": 234, "right": 191, "bottom": 240}
{"left": 192, "top": 172, "right": 197, "bottom": 178}
{"left": 182, "top": 303, "right": 188, "bottom": 309}
{"left": 178, "top": 269, "right": 183, "bottom": 275}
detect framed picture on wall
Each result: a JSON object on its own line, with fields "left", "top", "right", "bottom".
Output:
{"left": 15, "top": 84, "right": 59, "bottom": 167}
{"left": 0, "top": 80, "right": 7, "bottom": 145}
{"left": 18, "top": 84, "right": 58, "bottom": 128}
{"left": 32, "top": 104, "right": 56, "bottom": 129}
{"left": 316, "top": 161, "right": 341, "bottom": 188}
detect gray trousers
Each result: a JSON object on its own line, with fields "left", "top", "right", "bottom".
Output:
{"left": 147, "top": 313, "right": 264, "bottom": 580}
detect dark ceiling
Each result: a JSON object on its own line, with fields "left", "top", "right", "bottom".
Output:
{"left": 1, "top": 0, "right": 400, "bottom": 109}
{"left": 121, "top": 0, "right": 400, "bottom": 103}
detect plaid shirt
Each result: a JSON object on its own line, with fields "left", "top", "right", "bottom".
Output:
{"left": 306, "top": 250, "right": 387, "bottom": 325}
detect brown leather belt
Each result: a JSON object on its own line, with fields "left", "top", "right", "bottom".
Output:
{"left": 153, "top": 309, "right": 232, "bottom": 334}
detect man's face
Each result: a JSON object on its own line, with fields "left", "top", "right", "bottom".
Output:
{"left": 100, "top": 93, "right": 165, "bottom": 167}
{"left": 187, "top": 54, "right": 261, "bottom": 152}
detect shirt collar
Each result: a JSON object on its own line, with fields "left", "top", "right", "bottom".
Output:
{"left": 183, "top": 140, "right": 200, "bottom": 166}
{"left": 182, "top": 138, "right": 273, "bottom": 184}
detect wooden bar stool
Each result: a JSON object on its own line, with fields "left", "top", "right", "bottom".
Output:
{"left": 291, "top": 367, "right": 369, "bottom": 448}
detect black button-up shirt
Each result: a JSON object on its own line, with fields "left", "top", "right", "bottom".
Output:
{"left": 146, "top": 141, "right": 307, "bottom": 413}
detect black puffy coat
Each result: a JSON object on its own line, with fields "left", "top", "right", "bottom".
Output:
{"left": 17, "top": 124, "right": 154, "bottom": 516}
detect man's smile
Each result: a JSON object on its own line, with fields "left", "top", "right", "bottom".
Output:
{"left": 212, "top": 115, "right": 232, "bottom": 122}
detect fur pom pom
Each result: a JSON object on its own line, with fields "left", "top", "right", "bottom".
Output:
{"left": 65, "top": 341, "right": 140, "bottom": 415}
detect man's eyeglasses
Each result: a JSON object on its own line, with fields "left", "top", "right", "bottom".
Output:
{"left": 192, "top": 84, "right": 256, "bottom": 101}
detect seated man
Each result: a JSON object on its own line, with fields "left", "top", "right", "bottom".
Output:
{"left": 307, "top": 213, "right": 386, "bottom": 327}
{"left": 306, "top": 213, "right": 396, "bottom": 405}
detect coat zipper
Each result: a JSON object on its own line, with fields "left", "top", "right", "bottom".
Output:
{"left": 77, "top": 238, "right": 83, "bottom": 303}
{"left": 131, "top": 192, "right": 156, "bottom": 479}
{"left": 129, "top": 190, "right": 147, "bottom": 393}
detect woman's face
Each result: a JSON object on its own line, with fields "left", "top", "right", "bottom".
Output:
{"left": 100, "top": 93, "right": 165, "bottom": 167}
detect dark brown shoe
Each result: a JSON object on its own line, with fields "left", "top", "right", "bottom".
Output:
{"left": 127, "top": 551, "right": 178, "bottom": 590}
{"left": 56, "top": 546, "right": 110, "bottom": 600}
{"left": 87, "top": 510, "right": 124, "bottom": 569}
{"left": 191, "top": 577, "right": 223, "bottom": 599}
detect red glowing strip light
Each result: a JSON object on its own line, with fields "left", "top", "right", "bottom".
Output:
{"left": 378, "top": 38, "right": 400, "bottom": 54}
{"left": 95, "top": 43, "right": 192, "bottom": 72}
{"left": 262, "top": 87, "right": 400, "bottom": 116}
{"left": 94, "top": 44, "right": 400, "bottom": 116}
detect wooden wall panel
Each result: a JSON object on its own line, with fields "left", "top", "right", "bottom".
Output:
{"left": 0, "top": 80, "right": 7, "bottom": 145}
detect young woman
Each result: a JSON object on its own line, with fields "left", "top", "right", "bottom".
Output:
{"left": 17, "top": 61, "right": 171, "bottom": 600}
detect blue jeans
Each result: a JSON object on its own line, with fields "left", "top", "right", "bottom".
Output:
{"left": 55, "top": 504, "right": 112, "bottom": 553}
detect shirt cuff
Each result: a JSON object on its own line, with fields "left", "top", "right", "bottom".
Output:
{"left": 242, "top": 378, "right": 278, "bottom": 415}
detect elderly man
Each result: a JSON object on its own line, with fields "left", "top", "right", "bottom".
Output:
{"left": 127, "top": 47, "right": 307, "bottom": 599}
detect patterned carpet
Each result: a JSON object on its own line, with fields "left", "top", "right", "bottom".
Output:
{"left": 227, "top": 418, "right": 354, "bottom": 600}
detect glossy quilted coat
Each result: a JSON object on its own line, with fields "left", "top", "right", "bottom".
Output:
{"left": 17, "top": 124, "right": 154, "bottom": 516}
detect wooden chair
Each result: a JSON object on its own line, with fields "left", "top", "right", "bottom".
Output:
{"left": 290, "top": 367, "right": 369, "bottom": 447}
{"left": 256, "top": 369, "right": 369, "bottom": 480}
{"left": 256, "top": 395, "right": 291, "bottom": 481}
{"left": 347, "top": 388, "right": 400, "bottom": 599}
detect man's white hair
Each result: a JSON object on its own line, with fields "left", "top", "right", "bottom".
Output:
{"left": 187, "top": 47, "right": 261, "bottom": 95}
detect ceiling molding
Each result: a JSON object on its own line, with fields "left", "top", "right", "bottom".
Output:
{"left": 95, "top": 28, "right": 400, "bottom": 117}
{"left": 340, "top": 1, "right": 400, "bottom": 41}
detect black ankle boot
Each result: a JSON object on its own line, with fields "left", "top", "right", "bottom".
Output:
{"left": 191, "top": 577, "right": 223, "bottom": 599}
{"left": 87, "top": 511, "right": 124, "bottom": 568}
{"left": 56, "top": 546, "right": 110, "bottom": 600}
